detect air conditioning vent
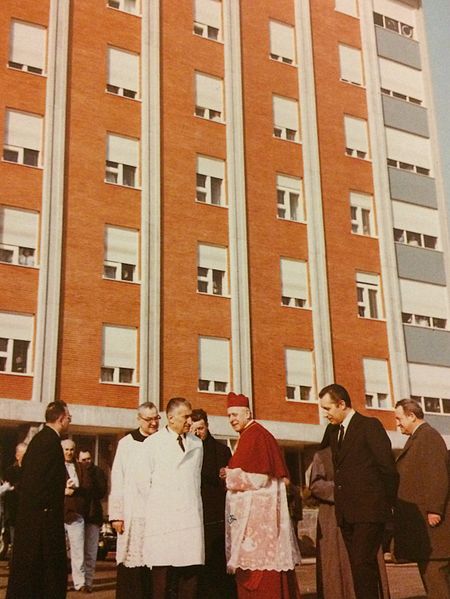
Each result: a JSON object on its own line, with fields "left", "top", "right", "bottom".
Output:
{"left": 401, "top": 24, "right": 413, "bottom": 38}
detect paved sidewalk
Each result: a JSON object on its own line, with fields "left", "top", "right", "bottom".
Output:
{"left": 0, "top": 557, "right": 426, "bottom": 598}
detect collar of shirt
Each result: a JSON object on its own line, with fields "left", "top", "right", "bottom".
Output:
{"left": 65, "top": 462, "right": 79, "bottom": 487}
{"left": 341, "top": 409, "right": 355, "bottom": 434}
{"left": 165, "top": 425, "right": 186, "bottom": 439}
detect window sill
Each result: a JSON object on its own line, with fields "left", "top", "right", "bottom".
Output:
{"left": 365, "top": 405, "right": 394, "bottom": 411}
{"left": 195, "top": 199, "right": 228, "bottom": 209}
{"left": 100, "top": 381, "right": 139, "bottom": 387}
{"left": 277, "top": 216, "right": 307, "bottom": 225}
{"left": 402, "top": 323, "right": 448, "bottom": 332}
{"left": 1, "top": 159, "right": 42, "bottom": 170}
{"left": 273, "top": 135, "right": 301, "bottom": 144}
{"left": 193, "top": 32, "right": 224, "bottom": 45}
{"left": 102, "top": 276, "right": 141, "bottom": 285}
{"left": 7, "top": 65, "right": 47, "bottom": 78}
{"left": 0, "top": 371, "right": 33, "bottom": 377}
{"left": 351, "top": 231, "right": 378, "bottom": 239}
{"left": 285, "top": 398, "right": 318, "bottom": 404}
{"left": 394, "top": 241, "right": 441, "bottom": 253}
{"left": 197, "top": 291, "right": 230, "bottom": 299}
{"left": 193, "top": 114, "right": 226, "bottom": 125}
{"left": 106, "top": 6, "right": 142, "bottom": 18}
{"left": 345, "top": 154, "right": 371, "bottom": 162}
{"left": 357, "top": 316, "right": 386, "bottom": 322}
{"left": 0, "top": 261, "right": 39, "bottom": 269}
{"left": 104, "top": 180, "right": 141, "bottom": 191}
{"left": 340, "top": 78, "right": 365, "bottom": 89}
{"left": 269, "top": 57, "right": 297, "bottom": 68}
{"left": 198, "top": 389, "right": 228, "bottom": 395}
{"left": 281, "top": 304, "right": 312, "bottom": 311}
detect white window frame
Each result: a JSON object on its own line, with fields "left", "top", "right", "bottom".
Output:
{"left": 344, "top": 116, "right": 369, "bottom": 160}
{"left": 198, "top": 336, "right": 230, "bottom": 394}
{"left": 106, "top": 0, "right": 140, "bottom": 15}
{"left": 197, "top": 244, "right": 228, "bottom": 296}
{"left": 0, "top": 313, "right": 33, "bottom": 375}
{"left": 101, "top": 325, "right": 137, "bottom": 385}
{"left": 402, "top": 312, "right": 447, "bottom": 330}
{"left": 196, "top": 156, "right": 226, "bottom": 206}
{"left": 193, "top": 0, "right": 222, "bottom": 42}
{"left": 276, "top": 175, "right": 305, "bottom": 222}
{"left": 339, "top": 44, "right": 363, "bottom": 86}
{"left": 356, "top": 272, "right": 383, "bottom": 320}
{"left": 105, "top": 134, "right": 139, "bottom": 189}
{"left": 411, "top": 395, "right": 450, "bottom": 416}
{"left": 269, "top": 20, "right": 296, "bottom": 65}
{"left": 194, "top": 72, "right": 224, "bottom": 123}
{"left": 373, "top": 11, "right": 414, "bottom": 39}
{"left": 106, "top": 47, "right": 140, "bottom": 100}
{"left": 387, "top": 158, "right": 430, "bottom": 177}
{"left": 350, "top": 192, "right": 375, "bottom": 237}
{"left": 393, "top": 228, "right": 438, "bottom": 250}
{"left": 8, "top": 21, "right": 47, "bottom": 76}
{"left": 273, "top": 96, "right": 300, "bottom": 142}
{"left": 363, "top": 358, "right": 391, "bottom": 409}
{"left": 280, "top": 258, "right": 309, "bottom": 309}
{"left": 285, "top": 348, "right": 315, "bottom": 403}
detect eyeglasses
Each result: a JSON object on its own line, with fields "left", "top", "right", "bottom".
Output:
{"left": 139, "top": 415, "right": 161, "bottom": 423}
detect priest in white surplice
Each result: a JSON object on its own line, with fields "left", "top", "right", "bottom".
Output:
{"left": 109, "top": 402, "right": 160, "bottom": 599}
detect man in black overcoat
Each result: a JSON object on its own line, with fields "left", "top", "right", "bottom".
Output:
{"left": 319, "top": 384, "right": 398, "bottom": 599}
{"left": 6, "top": 400, "right": 72, "bottom": 599}
{"left": 191, "top": 408, "right": 236, "bottom": 599}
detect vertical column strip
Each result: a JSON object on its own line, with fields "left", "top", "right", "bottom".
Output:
{"left": 294, "top": 0, "right": 334, "bottom": 398}
{"left": 141, "top": 0, "right": 161, "bottom": 407}
{"left": 359, "top": 1, "right": 410, "bottom": 400}
{"left": 32, "top": 0, "right": 70, "bottom": 403}
{"left": 223, "top": 0, "right": 253, "bottom": 406}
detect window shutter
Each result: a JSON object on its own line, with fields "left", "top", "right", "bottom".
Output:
{"left": 198, "top": 244, "right": 227, "bottom": 271}
{"left": 0, "top": 207, "right": 38, "bottom": 248}
{"left": 195, "top": 0, "right": 221, "bottom": 28}
{"left": 107, "top": 134, "right": 139, "bottom": 167}
{"left": 363, "top": 358, "right": 389, "bottom": 394}
{"left": 105, "top": 226, "right": 138, "bottom": 265}
{"left": 379, "top": 58, "right": 423, "bottom": 100}
{"left": 277, "top": 174, "right": 301, "bottom": 192}
{"left": 356, "top": 272, "right": 379, "bottom": 286}
{"left": 339, "top": 45, "right": 363, "bottom": 84}
{"left": 103, "top": 325, "right": 137, "bottom": 368}
{"left": 5, "top": 110, "right": 42, "bottom": 150}
{"left": 197, "top": 155, "right": 224, "bottom": 179}
{"left": 399, "top": 280, "right": 448, "bottom": 319}
{"left": 344, "top": 116, "right": 368, "bottom": 153}
{"left": 0, "top": 312, "right": 33, "bottom": 341}
{"left": 273, "top": 96, "right": 299, "bottom": 131}
{"left": 285, "top": 348, "right": 313, "bottom": 387}
{"left": 280, "top": 258, "right": 307, "bottom": 300}
{"left": 10, "top": 21, "right": 46, "bottom": 70}
{"left": 199, "top": 337, "right": 229, "bottom": 382}
{"left": 350, "top": 192, "right": 372, "bottom": 210}
{"left": 385, "top": 128, "right": 431, "bottom": 170}
{"left": 269, "top": 21, "right": 295, "bottom": 62}
{"left": 373, "top": 0, "right": 416, "bottom": 27}
{"left": 335, "top": 0, "right": 357, "bottom": 16}
{"left": 108, "top": 47, "right": 139, "bottom": 93}
{"left": 392, "top": 201, "right": 439, "bottom": 238}
{"left": 195, "top": 72, "right": 223, "bottom": 112}
{"left": 409, "top": 364, "right": 450, "bottom": 398}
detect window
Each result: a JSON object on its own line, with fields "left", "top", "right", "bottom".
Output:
{"left": 197, "top": 244, "right": 228, "bottom": 296}
{"left": 350, "top": 192, "right": 375, "bottom": 237}
{"left": 386, "top": 127, "right": 431, "bottom": 177}
{"left": 195, "top": 72, "right": 224, "bottom": 122}
{"left": 198, "top": 336, "right": 230, "bottom": 393}
{"left": 280, "top": 258, "right": 309, "bottom": 308}
{"left": 196, "top": 155, "right": 226, "bottom": 206}
{"left": 107, "top": 0, "right": 140, "bottom": 15}
{"left": 363, "top": 358, "right": 391, "bottom": 409}
{"left": 101, "top": 325, "right": 137, "bottom": 384}
{"left": 107, "top": 47, "right": 139, "bottom": 99}
{"left": 399, "top": 279, "right": 448, "bottom": 331}
{"left": 194, "top": 0, "right": 222, "bottom": 41}
{"left": 105, "top": 134, "right": 139, "bottom": 188}
{"left": 9, "top": 21, "right": 46, "bottom": 75}
{"left": 276, "top": 175, "right": 304, "bottom": 222}
{"left": 356, "top": 272, "right": 382, "bottom": 319}
{"left": 273, "top": 96, "right": 300, "bottom": 142}
{"left": 344, "top": 116, "right": 369, "bottom": 160}
{"left": 392, "top": 201, "right": 439, "bottom": 250}
{"left": 373, "top": 12, "right": 414, "bottom": 39}
{"left": 335, "top": 0, "right": 358, "bottom": 17}
{"left": 3, "top": 110, "right": 42, "bottom": 167}
{"left": 104, "top": 226, "right": 138, "bottom": 282}
{"left": 269, "top": 21, "right": 295, "bottom": 65}
{"left": 0, "top": 206, "right": 38, "bottom": 266}
{"left": 0, "top": 312, "right": 33, "bottom": 374}
{"left": 411, "top": 395, "right": 450, "bottom": 416}
{"left": 379, "top": 58, "right": 424, "bottom": 106}
{"left": 339, "top": 45, "right": 363, "bottom": 86}
{"left": 285, "top": 348, "right": 314, "bottom": 402}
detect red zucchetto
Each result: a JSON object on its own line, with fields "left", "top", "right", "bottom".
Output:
{"left": 226, "top": 392, "right": 250, "bottom": 409}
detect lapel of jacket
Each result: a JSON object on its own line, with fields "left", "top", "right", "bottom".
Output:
{"left": 396, "top": 422, "right": 428, "bottom": 462}
{"left": 335, "top": 412, "right": 361, "bottom": 464}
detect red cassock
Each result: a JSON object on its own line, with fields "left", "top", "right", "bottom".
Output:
{"left": 227, "top": 421, "right": 301, "bottom": 599}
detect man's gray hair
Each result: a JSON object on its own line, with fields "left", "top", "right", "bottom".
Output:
{"left": 138, "top": 402, "right": 157, "bottom": 416}
{"left": 166, "top": 397, "right": 191, "bottom": 416}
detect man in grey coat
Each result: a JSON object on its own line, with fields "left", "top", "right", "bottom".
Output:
{"left": 394, "top": 398, "right": 450, "bottom": 599}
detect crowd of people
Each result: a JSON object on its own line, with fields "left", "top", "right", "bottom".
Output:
{"left": 1, "top": 384, "right": 449, "bottom": 599}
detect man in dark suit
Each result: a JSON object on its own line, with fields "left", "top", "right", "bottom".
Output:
{"left": 191, "top": 409, "right": 236, "bottom": 599}
{"left": 394, "top": 398, "right": 450, "bottom": 599}
{"left": 6, "top": 400, "right": 72, "bottom": 599}
{"left": 319, "top": 383, "right": 398, "bottom": 599}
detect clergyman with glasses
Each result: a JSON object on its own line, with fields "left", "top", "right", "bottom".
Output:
{"left": 108, "top": 401, "right": 161, "bottom": 599}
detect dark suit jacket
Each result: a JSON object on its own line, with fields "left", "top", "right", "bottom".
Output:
{"left": 328, "top": 412, "right": 398, "bottom": 526}
{"left": 394, "top": 422, "right": 450, "bottom": 561}
{"left": 201, "top": 432, "right": 231, "bottom": 527}
{"left": 6, "top": 425, "right": 67, "bottom": 599}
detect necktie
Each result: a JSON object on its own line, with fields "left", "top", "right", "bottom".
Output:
{"left": 337, "top": 425, "right": 345, "bottom": 449}
{"left": 177, "top": 434, "right": 185, "bottom": 452}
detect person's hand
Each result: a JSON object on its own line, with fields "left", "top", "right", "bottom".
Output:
{"left": 66, "top": 478, "right": 76, "bottom": 489}
{"left": 65, "top": 487, "right": 75, "bottom": 496}
{"left": 219, "top": 467, "right": 228, "bottom": 480}
{"left": 427, "top": 513, "right": 441, "bottom": 527}
{"left": 112, "top": 520, "right": 125, "bottom": 535}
